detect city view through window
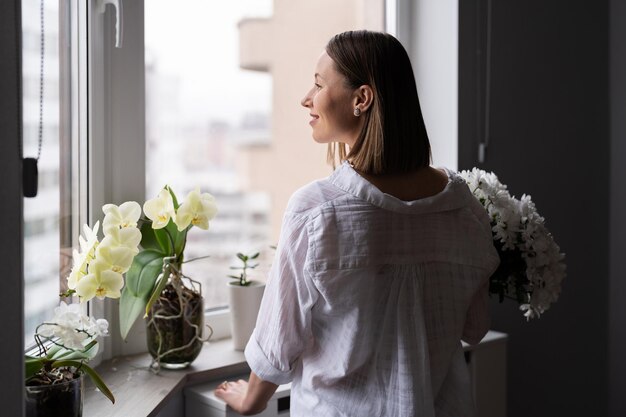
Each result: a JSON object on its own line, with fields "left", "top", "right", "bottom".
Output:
{"left": 145, "top": 0, "right": 385, "bottom": 309}
{"left": 145, "top": 0, "right": 274, "bottom": 308}
{"left": 20, "top": 0, "right": 385, "bottom": 341}
{"left": 22, "top": 0, "right": 65, "bottom": 346}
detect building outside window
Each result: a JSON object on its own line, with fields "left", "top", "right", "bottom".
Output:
{"left": 145, "top": 0, "right": 384, "bottom": 310}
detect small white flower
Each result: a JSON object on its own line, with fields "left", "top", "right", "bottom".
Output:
{"left": 87, "top": 317, "right": 110, "bottom": 337}
{"left": 37, "top": 302, "right": 95, "bottom": 350}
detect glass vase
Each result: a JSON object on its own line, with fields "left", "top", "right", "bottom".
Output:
{"left": 25, "top": 373, "right": 83, "bottom": 417}
{"left": 146, "top": 278, "right": 205, "bottom": 369}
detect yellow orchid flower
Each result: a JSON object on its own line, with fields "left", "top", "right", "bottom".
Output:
{"left": 93, "top": 244, "right": 135, "bottom": 275}
{"left": 102, "top": 201, "right": 141, "bottom": 229}
{"left": 143, "top": 189, "right": 175, "bottom": 229}
{"left": 174, "top": 188, "right": 218, "bottom": 231}
{"left": 100, "top": 225, "right": 141, "bottom": 254}
{"left": 76, "top": 265, "right": 124, "bottom": 301}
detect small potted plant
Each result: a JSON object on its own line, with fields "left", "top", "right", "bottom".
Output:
{"left": 227, "top": 252, "right": 266, "bottom": 350}
{"left": 25, "top": 304, "right": 115, "bottom": 417}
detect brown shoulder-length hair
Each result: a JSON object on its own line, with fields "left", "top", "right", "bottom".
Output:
{"left": 325, "top": 30, "right": 431, "bottom": 175}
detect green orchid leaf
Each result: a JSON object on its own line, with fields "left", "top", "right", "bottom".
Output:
{"left": 52, "top": 360, "right": 115, "bottom": 404}
{"left": 119, "top": 250, "right": 165, "bottom": 339}
{"left": 165, "top": 185, "right": 180, "bottom": 210}
{"left": 51, "top": 340, "right": 99, "bottom": 361}
{"left": 153, "top": 226, "right": 174, "bottom": 255}
{"left": 119, "top": 290, "right": 148, "bottom": 340}
{"left": 144, "top": 265, "right": 171, "bottom": 317}
{"left": 139, "top": 220, "right": 165, "bottom": 253}
{"left": 44, "top": 344, "right": 63, "bottom": 359}
{"left": 125, "top": 250, "right": 165, "bottom": 296}
{"left": 250, "top": 252, "right": 260, "bottom": 259}
{"left": 164, "top": 219, "right": 187, "bottom": 257}
{"left": 25, "top": 356, "right": 45, "bottom": 380}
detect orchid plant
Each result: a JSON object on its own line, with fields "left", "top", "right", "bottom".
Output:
{"left": 25, "top": 302, "right": 115, "bottom": 403}
{"left": 25, "top": 201, "right": 143, "bottom": 400}
{"left": 119, "top": 186, "right": 218, "bottom": 340}
{"left": 66, "top": 202, "right": 142, "bottom": 301}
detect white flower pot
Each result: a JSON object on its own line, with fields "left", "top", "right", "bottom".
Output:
{"left": 228, "top": 281, "right": 265, "bottom": 351}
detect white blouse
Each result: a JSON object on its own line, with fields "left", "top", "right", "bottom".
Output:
{"left": 245, "top": 162, "right": 500, "bottom": 417}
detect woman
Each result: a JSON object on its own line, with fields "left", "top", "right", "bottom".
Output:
{"left": 215, "top": 30, "right": 499, "bottom": 416}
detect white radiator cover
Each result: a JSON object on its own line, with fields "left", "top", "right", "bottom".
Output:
{"left": 185, "top": 330, "right": 507, "bottom": 417}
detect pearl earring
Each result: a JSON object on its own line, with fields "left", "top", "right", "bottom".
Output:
{"left": 354, "top": 108, "right": 361, "bottom": 117}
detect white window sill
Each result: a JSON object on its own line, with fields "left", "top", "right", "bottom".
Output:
{"left": 84, "top": 338, "right": 249, "bottom": 417}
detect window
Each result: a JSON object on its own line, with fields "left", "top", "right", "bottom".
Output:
{"left": 145, "top": 0, "right": 274, "bottom": 309}
{"left": 22, "top": 0, "right": 63, "bottom": 346}
{"left": 22, "top": 0, "right": 86, "bottom": 347}
{"left": 144, "top": 1, "right": 386, "bottom": 312}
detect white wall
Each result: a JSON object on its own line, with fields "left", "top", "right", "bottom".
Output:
{"left": 396, "top": 0, "right": 458, "bottom": 170}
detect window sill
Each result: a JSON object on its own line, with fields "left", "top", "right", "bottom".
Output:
{"left": 84, "top": 338, "right": 249, "bottom": 417}
{"left": 84, "top": 331, "right": 507, "bottom": 417}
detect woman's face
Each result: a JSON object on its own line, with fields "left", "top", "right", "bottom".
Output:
{"left": 301, "top": 51, "right": 361, "bottom": 146}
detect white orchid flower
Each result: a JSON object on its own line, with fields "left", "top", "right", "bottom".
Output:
{"left": 174, "top": 188, "right": 218, "bottom": 231}
{"left": 102, "top": 201, "right": 141, "bottom": 230}
{"left": 38, "top": 302, "right": 91, "bottom": 349}
{"left": 92, "top": 244, "right": 135, "bottom": 275}
{"left": 143, "top": 188, "right": 175, "bottom": 229}
{"left": 100, "top": 226, "right": 141, "bottom": 254}
{"left": 76, "top": 266, "right": 124, "bottom": 301}
{"left": 87, "top": 317, "right": 110, "bottom": 337}
{"left": 78, "top": 221, "right": 100, "bottom": 261}
{"left": 67, "top": 248, "right": 88, "bottom": 290}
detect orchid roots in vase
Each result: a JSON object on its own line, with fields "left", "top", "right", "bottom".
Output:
{"left": 146, "top": 270, "right": 212, "bottom": 372}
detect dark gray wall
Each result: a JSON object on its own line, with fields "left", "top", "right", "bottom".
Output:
{"left": 0, "top": 0, "right": 24, "bottom": 416}
{"left": 610, "top": 0, "right": 626, "bottom": 415}
{"left": 459, "top": 1, "right": 609, "bottom": 416}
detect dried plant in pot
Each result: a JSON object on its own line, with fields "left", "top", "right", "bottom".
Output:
{"left": 227, "top": 252, "right": 266, "bottom": 351}
{"left": 119, "top": 186, "right": 217, "bottom": 371}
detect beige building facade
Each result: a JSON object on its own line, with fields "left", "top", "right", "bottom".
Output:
{"left": 238, "top": 0, "right": 385, "bottom": 241}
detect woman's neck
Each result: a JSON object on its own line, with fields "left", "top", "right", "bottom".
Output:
{"left": 354, "top": 166, "right": 449, "bottom": 201}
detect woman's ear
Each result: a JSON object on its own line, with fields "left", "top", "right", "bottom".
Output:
{"left": 353, "top": 85, "right": 374, "bottom": 113}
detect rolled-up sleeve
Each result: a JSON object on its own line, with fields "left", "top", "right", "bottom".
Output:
{"left": 244, "top": 210, "right": 318, "bottom": 385}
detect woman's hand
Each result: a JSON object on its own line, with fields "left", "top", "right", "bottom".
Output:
{"left": 214, "top": 372, "right": 278, "bottom": 416}
{"left": 215, "top": 379, "right": 250, "bottom": 414}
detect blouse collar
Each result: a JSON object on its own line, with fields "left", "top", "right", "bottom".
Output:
{"left": 328, "top": 161, "right": 473, "bottom": 214}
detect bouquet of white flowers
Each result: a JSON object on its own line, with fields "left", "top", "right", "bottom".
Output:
{"left": 459, "top": 168, "right": 566, "bottom": 320}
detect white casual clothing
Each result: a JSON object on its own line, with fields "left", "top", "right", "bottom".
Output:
{"left": 245, "top": 162, "right": 500, "bottom": 417}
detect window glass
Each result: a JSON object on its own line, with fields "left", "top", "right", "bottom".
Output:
{"left": 145, "top": 1, "right": 385, "bottom": 310}
{"left": 145, "top": 0, "right": 273, "bottom": 309}
{"left": 22, "top": 0, "right": 67, "bottom": 346}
